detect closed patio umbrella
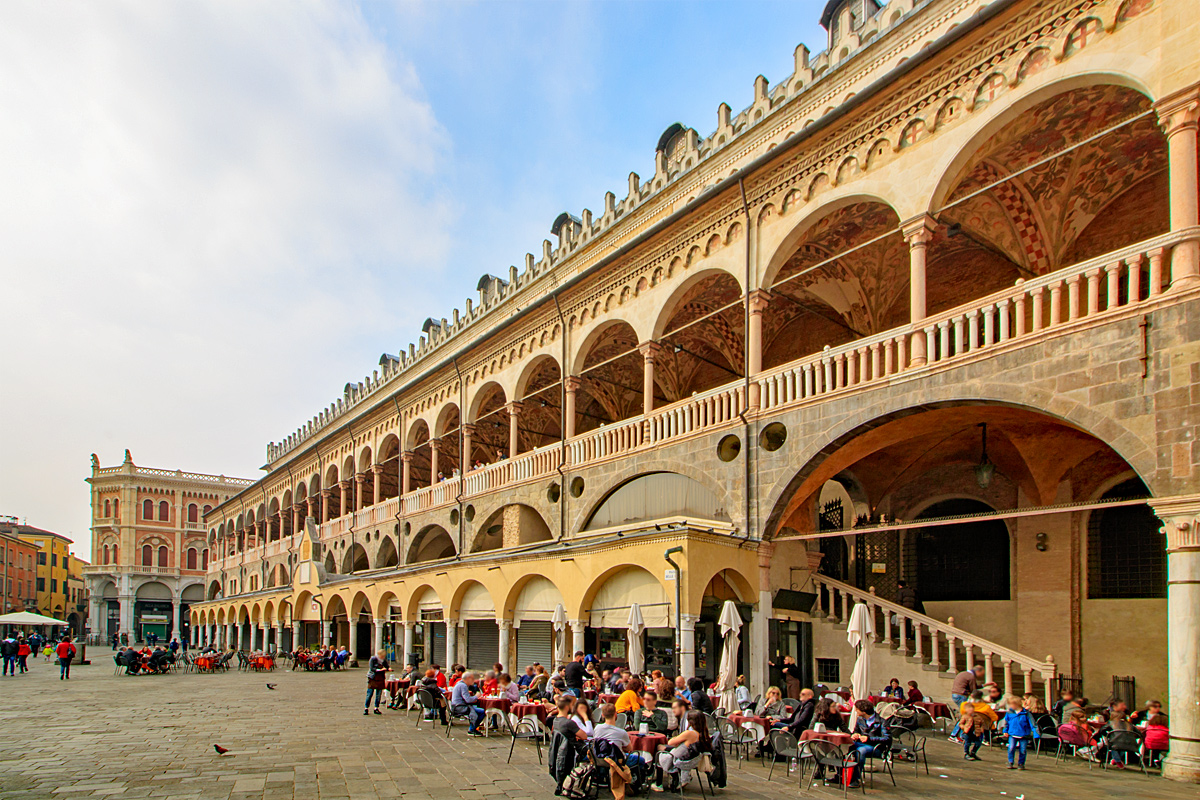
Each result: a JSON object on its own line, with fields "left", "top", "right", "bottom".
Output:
{"left": 715, "top": 600, "right": 742, "bottom": 714}
{"left": 846, "top": 602, "right": 874, "bottom": 730}
{"left": 551, "top": 603, "right": 568, "bottom": 667}
{"left": 626, "top": 603, "right": 645, "bottom": 675}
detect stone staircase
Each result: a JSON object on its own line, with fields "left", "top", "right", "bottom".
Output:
{"left": 810, "top": 575, "right": 1057, "bottom": 706}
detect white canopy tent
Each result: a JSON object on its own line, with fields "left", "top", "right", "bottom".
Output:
{"left": 0, "top": 611, "right": 69, "bottom": 626}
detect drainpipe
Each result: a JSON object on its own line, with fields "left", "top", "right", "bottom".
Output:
{"left": 663, "top": 546, "right": 684, "bottom": 677}
{"left": 552, "top": 293, "right": 569, "bottom": 541}
{"left": 452, "top": 359, "right": 466, "bottom": 558}
{"left": 736, "top": 179, "right": 756, "bottom": 542}
{"left": 390, "top": 396, "right": 406, "bottom": 559}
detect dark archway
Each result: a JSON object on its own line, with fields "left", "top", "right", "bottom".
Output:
{"left": 1087, "top": 478, "right": 1163, "bottom": 599}
{"left": 910, "top": 499, "right": 1010, "bottom": 601}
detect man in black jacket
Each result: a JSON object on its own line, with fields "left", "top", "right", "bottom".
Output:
{"left": 0, "top": 635, "right": 16, "bottom": 676}
{"left": 784, "top": 689, "right": 817, "bottom": 737}
{"left": 563, "top": 651, "right": 587, "bottom": 697}
{"left": 847, "top": 701, "right": 891, "bottom": 789}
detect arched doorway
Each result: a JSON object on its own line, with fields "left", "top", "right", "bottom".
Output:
{"left": 909, "top": 499, "right": 1010, "bottom": 601}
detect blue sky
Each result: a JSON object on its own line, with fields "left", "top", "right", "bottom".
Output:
{"left": 0, "top": 1, "right": 830, "bottom": 547}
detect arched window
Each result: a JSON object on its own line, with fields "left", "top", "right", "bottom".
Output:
{"left": 188, "top": 504, "right": 198, "bottom": 523}
{"left": 158, "top": 501, "right": 170, "bottom": 521}
{"left": 104, "top": 499, "right": 110, "bottom": 517}
{"left": 102, "top": 545, "right": 109, "bottom": 565}
{"left": 112, "top": 544, "right": 118, "bottom": 563}
{"left": 187, "top": 547, "right": 197, "bottom": 570}
{"left": 911, "top": 499, "right": 1010, "bottom": 601}
{"left": 157, "top": 546, "right": 168, "bottom": 567}
{"left": 142, "top": 544, "right": 153, "bottom": 566}
{"left": 113, "top": 499, "right": 119, "bottom": 517}
{"left": 1088, "top": 478, "right": 1164, "bottom": 598}
{"left": 201, "top": 549, "right": 209, "bottom": 570}
{"left": 143, "top": 499, "right": 153, "bottom": 520}
{"left": 202, "top": 504, "right": 211, "bottom": 515}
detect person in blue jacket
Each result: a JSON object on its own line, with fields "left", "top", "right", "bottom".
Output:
{"left": 1000, "top": 695, "right": 1038, "bottom": 769}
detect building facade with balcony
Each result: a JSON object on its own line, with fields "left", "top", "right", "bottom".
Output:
{"left": 191, "top": 0, "right": 1200, "bottom": 782}
{"left": 0, "top": 529, "right": 39, "bottom": 616}
{"left": 0, "top": 520, "right": 74, "bottom": 622}
{"left": 85, "top": 450, "right": 252, "bottom": 644}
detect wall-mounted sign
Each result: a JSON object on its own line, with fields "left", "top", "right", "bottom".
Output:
{"left": 871, "top": 563, "right": 887, "bottom": 574}
{"left": 664, "top": 569, "right": 677, "bottom": 581}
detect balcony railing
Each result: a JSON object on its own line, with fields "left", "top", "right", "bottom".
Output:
{"left": 239, "top": 229, "right": 1196, "bottom": 545}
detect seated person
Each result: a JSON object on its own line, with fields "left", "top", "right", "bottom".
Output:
{"left": 811, "top": 697, "right": 847, "bottom": 732}
{"left": 959, "top": 690, "right": 998, "bottom": 761}
{"left": 420, "top": 669, "right": 448, "bottom": 724}
{"left": 1052, "top": 689, "right": 1079, "bottom": 723}
{"left": 517, "top": 665, "right": 535, "bottom": 689}
{"left": 846, "top": 701, "right": 891, "bottom": 788}
{"left": 654, "top": 710, "right": 712, "bottom": 792}
{"left": 528, "top": 665, "right": 549, "bottom": 698}
{"left": 549, "top": 694, "right": 589, "bottom": 793}
{"left": 121, "top": 647, "right": 141, "bottom": 675}
{"left": 782, "top": 689, "right": 816, "bottom": 736}
{"left": 905, "top": 681, "right": 923, "bottom": 705}
{"left": 673, "top": 676, "right": 689, "bottom": 701}
{"left": 497, "top": 672, "right": 521, "bottom": 703}
{"left": 574, "top": 699, "right": 594, "bottom": 737}
{"left": 1131, "top": 699, "right": 1167, "bottom": 727}
{"left": 755, "top": 686, "right": 786, "bottom": 719}
{"left": 634, "top": 690, "right": 669, "bottom": 734}
{"left": 734, "top": 676, "right": 752, "bottom": 711}
{"left": 616, "top": 677, "right": 645, "bottom": 714}
{"left": 593, "top": 701, "right": 648, "bottom": 800}
{"left": 667, "top": 698, "right": 690, "bottom": 733}
{"left": 881, "top": 678, "right": 904, "bottom": 700}
{"left": 1064, "top": 709, "right": 1098, "bottom": 760}
{"left": 1142, "top": 714, "right": 1169, "bottom": 767}
{"left": 686, "top": 678, "right": 713, "bottom": 715}
{"left": 449, "top": 670, "right": 483, "bottom": 735}
{"left": 481, "top": 669, "right": 498, "bottom": 695}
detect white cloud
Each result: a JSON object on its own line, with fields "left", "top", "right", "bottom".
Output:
{"left": 0, "top": 1, "right": 454, "bottom": 550}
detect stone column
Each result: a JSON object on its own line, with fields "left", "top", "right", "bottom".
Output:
{"left": 750, "top": 542, "right": 775, "bottom": 694}
{"left": 355, "top": 473, "right": 365, "bottom": 512}
{"left": 401, "top": 451, "right": 413, "bottom": 495}
{"left": 290, "top": 504, "right": 299, "bottom": 538}
{"left": 403, "top": 621, "right": 415, "bottom": 664}
{"left": 348, "top": 619, "right": 359, "bottom": 661}
{"left": 119, "top": 593, "right": 135, "bottom": 643}
{"left": 226, "top": 623, "right": 235, "bottom": 650}
{"left": 321, "top": 619, "right": 330, "bottom": 647}
{"left": 462, "top": 425, "right": 475, "bottom": 467}
{"left": 373, "top": 619, "right": 385, "bottom": 654}
{"left": 498, "top": 619, "right": 513, "bottom": 673}
{"left": 171, "top": 599, "right": 181, "bottom": 641}
{"left": 276, "top": 624, "right": 285, "bottom": 653}
{"left": 321, "top": 491, "right": 332, "bottom": 523}
{"left": 338, "top": 481, "right": 349, "bottom": 516}
{"left": 446, "top": 619, "right": 459, "bottom": 666}
{"left": 1156, "top": 88, "right": 1200, "bottom": 289}
{"left": 570, "top": 619, "right": 586, "bottom": 657}
{"left": 639, "top": 342, "right": 661, "bottom": 416}
{"left": 372, "top": 466, "right": 383, "bottom": 506}
{"left": 903, "top": 215, "right": 936, "bottom": 366}
{"left": 291, "top": 621, "right": 301, "bottom": 649}
{"left": 430, "top": 439, "right": 441, "bottom": 482}
{"left": 680, "top": 614, "right": 699, "bottom": 679}
{"left": 507, "top": 402, "right": 524, "bottom": 457}
{"left": 564, "top": 378, "right": 581, "bottom": 440}
{"left": 746, "top": 290, "right": 771, "bottom": 409}
{"left": 1151, "top": 495, "right": 1200, "bottom": 782}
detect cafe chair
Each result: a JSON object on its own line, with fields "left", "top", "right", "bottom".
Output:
{"left": 614, "top": 712, "right": 629, "bottom": 730}
{"left": 802, "top": 741, "right": 863, "bottom": 797}
{"left": 891, "top": 729, "right": 928, "bottom": 776}
{"left": 591, "top": 706, "right": 605, "bottom": 725}
{"left": 446, "top": 704, "right": 476, "bottom": 738}
{"left": 690, "top": 752, "right": 719, "bottom": 800}
{"left": 860, "top": 742, "right": 896, "bottom": 788}
{"left": 505, "top": 715, "right": 543, "bottom": 765}
{"left": 1054, "top": 724, "right": 1094, "bottom": 767}
{"left": 1103, "top": 730, "right": 1145, "bottom": 774}
{"left": 1033, "top": 715, "right": 1059, "bottom": 757}
{"left": 766, "top": 729, "right": 801, "bottom": 782}
{"left": 715, "top": 718, "right": 753, "bottom": 768}
{"left": 413, "top": 688, "right": 440, "bottom": 730}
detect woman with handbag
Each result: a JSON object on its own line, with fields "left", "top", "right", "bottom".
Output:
{"left": 364, "top": 649, "right": 388, "bottom": 715}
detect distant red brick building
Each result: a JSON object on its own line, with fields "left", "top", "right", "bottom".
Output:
{"left": 0, "top": 530, "right": 39, "bottom": 614}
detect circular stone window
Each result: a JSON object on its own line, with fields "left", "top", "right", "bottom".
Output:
{"left": 547, "top": 482, "right": 561, "bottom": 503}
{"left": 449, "top": 508, "right": 460, "bottom": 526}
{"left": 403, "top": 522, "right": 412, "bottom": 536}
{"left": 759, "top": 422, "right": 788, "bottom": 452}
{"left": 717, "top": 434, "right": 742, "bottom": 462}
{"left": 465, "top": 505, "right": 476, "bottom": 522}
{"left": 570, "top": 477, "right": 585, "bottom": 498}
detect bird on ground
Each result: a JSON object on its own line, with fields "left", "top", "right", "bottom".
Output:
{"left": 266, "top": 684, "right": 277, "bottom": 690}
{"left": 213, "top": 745, "right": 230, "bottom": 755}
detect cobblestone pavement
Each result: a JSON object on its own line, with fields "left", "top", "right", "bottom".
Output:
{"left": 0, "top": 657, "right": 1193, "bottom": 800}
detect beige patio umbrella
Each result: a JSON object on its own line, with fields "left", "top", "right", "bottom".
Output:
{"left": 551, "top": 603, "right": 568, "bottom": 667}
{"left": 626, "top": 603, "right": 645, "bottom": 675}
{"left": 715, "top": 600, "right": 742, "bottom": 714}
{"left": 846, "top": 602, "right": 875, "bottom": 730}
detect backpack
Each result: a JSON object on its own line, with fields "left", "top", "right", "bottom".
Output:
{"left": 558, "top": 762, "right": 597, "bottom": 800}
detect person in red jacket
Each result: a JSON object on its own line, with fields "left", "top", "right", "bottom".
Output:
{"left": 16, "top": 637, "right": 32, "bottom": 673}
{"left": 55, "top": 636, "right": 77, "bottom": 680}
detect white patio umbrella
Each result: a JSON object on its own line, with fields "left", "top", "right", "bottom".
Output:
{"left": 626, "top": 603, "right": 645, "bottom": 675}
{"left": 715, "top": 600, "right": 742, "bottom": 714}
{"left": 846, "top": 602, "right": 875, "bottom": 730}
{"left": 0, "top": 611, "right": 69, "bottom": 626}
{"left": 551, "top": 603, "right": 569, "bottom": 666}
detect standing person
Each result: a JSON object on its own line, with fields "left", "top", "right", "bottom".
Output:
{"left": 1, "top": 634, "right": 17, "bottom": 676}
{"left": 948, "top": 664, "right": 985, "bottom": 740}
{"left": 110, "top": 632, "right": 118, "bottom": 651}
{"left": 1001, "top": 695, "right": 1036, "bottom": 770}
{"left": 770, "top": 655, "right": 803, "bottom": 699}
{"left": 56, "top": 636, "right": 77, "bottom": 680}
{"left": 17, "top": 637, "right": 32, "bottom": 674}
{"left": 170, "top": 638, "right": 180, "bottom": 656}
{"left": 364, "top": 649, "right": 388, "bottom": 716}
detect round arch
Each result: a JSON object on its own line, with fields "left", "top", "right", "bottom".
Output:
{"left": 515, "top": 353, "right": 563, "bottom": 402}
{"left": 651, "top": 266, "right": 746, "bottom": 340}
{"left": 342, "top": 542, "right": 370, "bottom": 574}
{"left": 578, "top": 563, "right": 674, "bottom": 625}
{"left": 376, "top": 590, "right": 401, "bottom": 621}
{"left": 407, "top": 525, "right": 456, "bottom": 564}
{"left": 405, "top": 584, "right": 442, "bottom": 621}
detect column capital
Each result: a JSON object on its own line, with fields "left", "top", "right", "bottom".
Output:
{"left": 568, "top": 618, "right": 586, "bottom": 633}
{"left": 1150, "top": 495, "right": 1200, "bottom": 551}
{"left": 1154, "top": 85, "right": 1200, "bottom": 136}
{"left": 373, "top": 618, "right": 385, "bottom": 628}
{"left": 339, "top": 479, "right": 351, "bottom": 491}
{"left": 371, "top": 464, "right": 384, "bottom": 475}
{"left": 461, "top": 423, "right": 477, "bottom": 435}
{"left": 401, "top": 450, "right": 414, "bottom": 463}
{"left": 498, "top": 618, "right": 513, "bottom": 630}
{"left": 321, "top": 489, "right": 333, "bottom": 499}
{"left": 506, "top": 401, "right": 524, "bottom": 417}
{"left": 901, "top": 213, "right": 938, "bottom": 244}
{"left": 638, "top": 340, "right": 664, "bottom": 362}
{"left": 679, "top": 613, "right": 700, "bottom": 627}
{"left": 747, "top": 288, "right": 772, "bottom": 314}
{"left": 564, "top": 376, "right": 584, "bottom": 392}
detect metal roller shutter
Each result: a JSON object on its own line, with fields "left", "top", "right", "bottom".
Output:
{"left": 516, "top": 620, "right": 554, "bottom": 671}
{"left": 430, "top": 622, "right": 447, "bottom": 667}
{"left": 466, "top": 620, "right": 499, "bottom": 671}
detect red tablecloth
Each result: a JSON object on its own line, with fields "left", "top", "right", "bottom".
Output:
{"left": 628, "top": 733, "right": 667, "bottom": 753}
{"left": 482, "top": 697, "right": 512, "bottom": 713}
{"left": 599, "top": 693, "right": 619, "bottom": 704}
{"left": 800, "top": 730, "right": 853, "bottom": 746}
{"left": 728, "top": 713, "right": 771, "bottom": 728}
{"left": 583, "top": 689, "right": 597, "bottom": 700}
{"left": 385, "top": 679, "right": 410, "bottom": 697}
{"left": 512, "top": 702, "right": 549, "bottom": 724}
{"left": 914, "top": 701, "right": 951, "bottom": 719}
{"left": 194, "top": 656, "right": 216, "bottom": 671}
{"left": 250, "top": 656, "right": 274, "bottom": 670}
{"left": 831, "top": 690, "right": 851, "bottom": 700}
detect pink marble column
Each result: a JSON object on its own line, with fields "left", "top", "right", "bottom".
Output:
{"left": 903, "top": 215, "right": 937, "bottom": 366}
{"left": 1156, "top": 88, "right": 1200, "bottom": 288}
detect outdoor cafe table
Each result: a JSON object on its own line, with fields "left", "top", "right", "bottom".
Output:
{"left": 800, "top": 730, "right": 854, "bottom": 746}
{"left": 583, "top": 689, "right": 597, "bottom": 700}
{"left": 728, "top": 713, "right": 772, "bottom": 742}
{"left": 512, "top": 702, "right": 550, "bottom": 725}
{"left": 385, "top": 677, "right": 410, "bottom": 698}
{"left": 194, "top": 655, "right": 217, "bottom": 672}
{"left": 628, "top": 733, "right": 668, "bottom": 753}
{"left": 599, "top": 693, "right": 619, "bottom": 704}
{"left": 914, "top": 701, "right": 951, "bottom": 720}
{"left": 250, "top": 655, "right": 274, "bottom": 671}
{"left": 481, "top": 697, "right": 512, "bottom": 713}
